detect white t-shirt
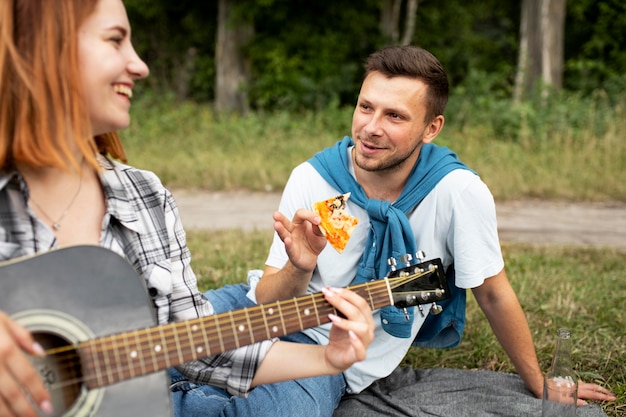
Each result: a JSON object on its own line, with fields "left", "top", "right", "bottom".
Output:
{"left": 262, "top": 148, "right": 504, "bottom": 393}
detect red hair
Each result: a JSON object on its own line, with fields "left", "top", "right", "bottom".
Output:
{"left": 0, "top": 0, "right": 127, "bottom": 173}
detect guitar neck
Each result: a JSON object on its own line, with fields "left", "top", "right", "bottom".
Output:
{"left": 77, "top": 279, "right": 393, "bottom": 388}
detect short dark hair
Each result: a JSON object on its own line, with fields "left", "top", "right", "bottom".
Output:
{"left": 363, "top": 45, "right": 448, "bottom": 122}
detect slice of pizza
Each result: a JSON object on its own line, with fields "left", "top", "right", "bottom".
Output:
{"left": 312, "top": 192, "right": 359, "bottom": 253}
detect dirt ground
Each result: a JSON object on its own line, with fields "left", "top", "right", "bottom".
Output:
{"left": 170, "top": 189, "right": 626, "bottom": 253}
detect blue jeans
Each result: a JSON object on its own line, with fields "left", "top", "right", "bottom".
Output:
{"left": 169, "top": 284, "right": 346, "bottom": 417}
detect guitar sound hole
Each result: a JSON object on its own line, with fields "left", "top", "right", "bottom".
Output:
{"left": 33, "top": 331, "right": 84, "bottom": 412}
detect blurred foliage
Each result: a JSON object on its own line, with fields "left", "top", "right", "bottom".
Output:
{"left": 565, "top": 0, "right": 626, "bottom": 95}
{"left": 124, "top": 0, "right": 626, "bottom": 111}
{"left": 123, "top": 89, "right": 626, "bottom": 201}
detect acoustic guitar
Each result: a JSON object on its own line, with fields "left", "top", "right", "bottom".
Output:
{"left": 3, "top": 245, "right": 448, "bottom": 416}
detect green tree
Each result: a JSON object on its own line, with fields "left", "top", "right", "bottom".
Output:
{"left": 124, "top": 0, "right": 625, "bottom": 108}
{"left": 564, "top": 0, "right": 626, "bottom": 96}
{"left": 125, "top": 0, "right": 217, "bottom": 101}
{"left": 514, "top": 0, "right": 566, "bottom": 102}
{"left": 215, "top": 0, "right": 254, "bottom": 114}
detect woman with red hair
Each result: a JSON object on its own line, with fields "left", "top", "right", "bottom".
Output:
{"left": 0, "top": 1, "right": 374, "bottom": 416}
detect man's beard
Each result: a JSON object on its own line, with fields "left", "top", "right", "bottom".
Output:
{"left": 353, "top": 136, "right": 423, "bottom": 174}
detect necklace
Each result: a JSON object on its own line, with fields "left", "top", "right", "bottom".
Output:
{"left": 28, "top": 166, "right": 84, "bottom": 231}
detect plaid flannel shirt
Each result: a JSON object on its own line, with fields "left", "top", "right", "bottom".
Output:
{"left": 0, "top": 155, "right": 275, "bottom": 397}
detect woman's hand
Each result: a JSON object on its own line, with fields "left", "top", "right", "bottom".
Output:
{"left": 0, "top": 312, "right": 52, "bottom": 417}
{"left": 322, "top": 287, "right": 375, "bottom": 372}
{"left": 252, "top": 287, "right": 375, "bottom": 386}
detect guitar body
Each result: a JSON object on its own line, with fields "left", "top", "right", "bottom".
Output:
{"left": 3, "top": 246, "right": 171, "bottom": 417}
{"left": 2, "top": 245, "right": 449, "bottom": 417}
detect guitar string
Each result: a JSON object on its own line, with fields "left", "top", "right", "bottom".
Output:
{"left": 42, "top": 273, "right": 432, "bottom": 389}
{"left": 45, "top": 279, "right": 383, "bottom": 360}
{"left": 43, "top": 272, "right": 436, "bottom": 389}
{"left": 50, "top": 271, "right": 420, "bottom": 362}
{"left": 44, "top": 286, "right": 393, "bottom": 390}
{"left": 43, "top": 285, "right": 392, "bottom": 389}
{"left": 42, "top": 272, "right": 435, "bottom": 390}
{"left": 52, "top": 277, "right": 402, "bottom": 361}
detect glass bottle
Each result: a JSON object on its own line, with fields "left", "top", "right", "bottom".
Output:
{"left": 542, "top": 328, "right": 578, "bottom": 417}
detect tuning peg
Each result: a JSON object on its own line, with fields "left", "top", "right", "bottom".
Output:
{"left": 430, "top": 303, "right": 443, "bottom": 315}
{"left": 400, "top": 253, "right": 413, "bottom": 267}
{"left": 387, "top": 257, "right": 397, "bottom": 271}
{"left": 415, "top": 250, "right": 426, "bottom": 262}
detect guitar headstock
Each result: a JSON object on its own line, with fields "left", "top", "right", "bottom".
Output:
{"left": 386, "top": 251, "right": 450, "bottom": 309}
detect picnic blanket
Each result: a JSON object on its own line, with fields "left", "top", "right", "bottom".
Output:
{"left": 334, "top": 367, "right": 607, "bottom": 417}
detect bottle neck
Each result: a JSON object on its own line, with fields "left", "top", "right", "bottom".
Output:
{"left": 548, "top": 328, "right": 576, "bottom": 380}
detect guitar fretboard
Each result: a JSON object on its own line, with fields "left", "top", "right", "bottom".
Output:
{"left": 72, "top": 278, "right": 394, "bottom": 388}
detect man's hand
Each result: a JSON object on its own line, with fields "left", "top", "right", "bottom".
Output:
{"left": 257, "top": 209, "right": 329, "bottom": 303}
{"left": 273, "top": 209, "right": 328, "bottom": 274}
{"left": 576, "top": 381, "right": 616, "bottom": 406}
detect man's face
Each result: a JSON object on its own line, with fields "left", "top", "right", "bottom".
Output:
{"left": 351, "top": 71, "right": 436, "bottom": 174}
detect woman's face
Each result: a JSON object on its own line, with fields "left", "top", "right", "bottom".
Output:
{"left": 78, "top": 0, "right": 149, "bottom": 136}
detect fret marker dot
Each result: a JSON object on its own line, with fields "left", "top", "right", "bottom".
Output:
{"left": 304, "top": 309, "right": 310, "bottom": 315}
{"left": 192, "top": 324, "right": 199, "bottom": 332}
{"left": 268, "top": 308, "right": 274, "bottom": 315}
{"left": 130, "top": 351, "right": 138, "bottom": 358}
{"left": 238, "top": 325, "right": 245, "bottom": 332}
{"left": 197, "top": 347, "right": 204, "bottom": 354}
{"left": 155, "top": 345, "right": 162, "bottom": 352}
{"left": 272, "top": 325, "right": 278, "bottom": 333}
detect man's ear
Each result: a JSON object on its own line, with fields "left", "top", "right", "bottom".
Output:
{"left": 422, "top": 115, "right": 445, "bottom": 144}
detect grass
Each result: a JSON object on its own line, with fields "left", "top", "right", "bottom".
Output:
{"left": 123, "top": 98, "right": 351, "bottom": 193}
{"left": 121, "top": 92, "right": 625, "bottom": 413}
{"left": 187, "top": 230, "right": 625, "bottom": 416}
{"left": 122, "top": 94, "right": 626, "bottom": 202}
